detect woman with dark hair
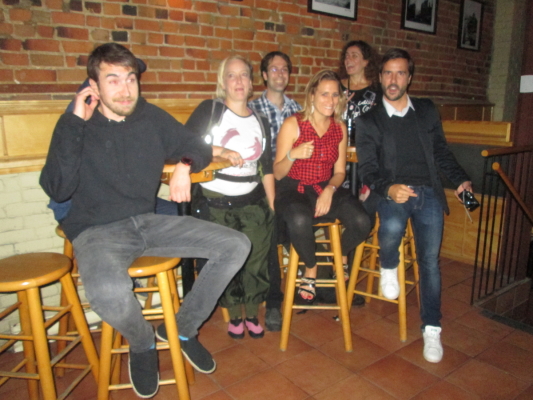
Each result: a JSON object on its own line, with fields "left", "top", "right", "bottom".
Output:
{"left": 339, "top": 40, "right": 381, "bottom": 142}
{"left": 185, "top": 55, "right": 274, "bottom": 339}
{"left": 274, "top": 70, "right": 371, "bottom": 303}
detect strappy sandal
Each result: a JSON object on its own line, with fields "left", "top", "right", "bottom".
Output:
{"left": 298, "top": 277, "right": 316, "bottom": 304}
{"left": 332, "top": 264, "right": 349, "bottom": 282}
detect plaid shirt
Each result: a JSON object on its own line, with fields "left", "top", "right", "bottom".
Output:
{"left": 288, "top": 114, "right": 343, "bottom": 195}
{"left": 249, "top": 91, "right": 301, "bottom": 160}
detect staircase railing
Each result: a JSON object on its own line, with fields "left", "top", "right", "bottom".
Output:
{"left": 471, "top": 145, "right": 533, "bottom": 304}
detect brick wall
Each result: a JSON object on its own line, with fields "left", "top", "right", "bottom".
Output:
{"left": 0, "top": 0, "right": 495, "bottom": 101}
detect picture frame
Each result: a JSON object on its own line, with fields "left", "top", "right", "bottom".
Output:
{"left": 307, "top": 0, "right": 357, "bottom": 21}
{"left": 458, "top": 0, "right": 483, "bottom": 51}
{"left": 401, "top": 0, "right": 438, "bottom": 35}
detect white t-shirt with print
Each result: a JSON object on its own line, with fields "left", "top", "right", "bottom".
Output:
{"left": 201, "top": 109, "right": 263, "bottom": 196}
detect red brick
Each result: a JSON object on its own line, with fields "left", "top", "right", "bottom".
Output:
{"left": 138, "top": 6, "right": 155, "bottom": 18}
{"left": 103, "top": 3, "right": 121, "bottom": 15}
{"left": 0, "top": 39, "right": 22, "bottom": 51}
{"left": 56, "top": 68, "right": 87, "bottom": 82}
{"left": 35, "top": 25, "right": 54, "bottom": 38}
{"left": 168, "top": 0, "right": 192, "bottom": 9}
{"left": 23, "top": 39, "right": 60, "bottom": 52}
{"left": 91, "top": 29, "right": 109, "bottom": 41}
{"left": 0, "top": 69, "right": 14, "bottom": 81}
{"left": 233, "top": 29, "right": 254, "bottom": 40}
{"left": 130, "top": 31, "right": 147, "bottom": 43}
{"left": 168, "top": 10, "right": 183, "bottom": 21}
{"left": 196, "top": 60, "right": 210, "bottom": 71}
{"left": 149, "top": 0, "right": 167, "bottom": 6}
{"left": 183, "top": 72, "right": 205, "bottom": 82}
{"left": 240, "top": 7, "right": 252, "bottom": 18}
{"left": 141, "top": 71, "right": 157, "bottom": 82}
{"left": 219, "top": 39, "right": 232, "bottom": 50}
{"left": 101, "top": 17, "right": 115, "bottom": 29}
{"left": 182, "top": 59, "right": 195, "bottom": 69}
{"left": 61, "top": 40, "right": 95, "bottom": 54}
{"left": 10, "top": 8, "right": 32, "bottom": 22}
{"left": 158, "top": 71, "right": 181, "bottom": 82}
{"left": 131, "top": 44, "right": 158, "bottom": 56}
{"left": 147, "top": 59, "right": 170, "bottom": 69}
{"left": 178, "top": 23, "right": 199, "bottom": 35}
{"left": 184, "top": 12, "right": 197, "bottom": 23}
{"left": 234, "top": 40, "right": 253, "bottom": 51}
{"left": 56, "top": 27, "right": 88, "bottom": 40}
{"left": 14, "top": 24, "right": 36, "bottom": 37}
{"left": 214, "top": 28, "right": 232, "bottom": 39}
{"left": 159, "top": 47, "right": 184, "bottom": 58}
{"left": 45, "top": 0, "right": 64, "bottom": 10}
{"left": 30, "top": 54, "right": 64, "bottom": 66}
{"left": 0, "top": 23, "right": 14, "bottom": 35}
{"left": 195, "top": 1, "right": 217, "bottom": 13}
{"left": 201, "top": 25, "right": 213, "bottom": 37}
{"left": 15, "top": 69, "right": 56, "bottom": 82}
{"left": 52, "top": 12, "right": 86, "bottom": 26}
{"left": 66, "top": 55, "right": 77, "bottom": 67}
{"left": 185, "top": 35, "right": 205, "bottom": 47}
{"left": 0, "top": 53, "right": 29, "bottom": 66}
{"left": 115, "top": 17, "right": 134, "bottom": 29}
{"left": 278, "top": 3, "right": 299, "bottom": 14}
{"left": 148, "top": 32, "right": 163, "bottom": 44}
{"left": 87, "top": 15, "right": 100, "bottom": 27}
{"left": 135, "top": 19, "right": 160, "bottom": 31}
{"left": 219, "top": 5, "right": 239, "bottom": 16}
{"left": 161, "top": 21, "right": 178, "bottom": 33}
{"left": 164, "top": 34, "right": 184, "bottom": 46}
{"left": 255, "top": 32, "right": 275, "bottom": 42}
{"left": 185, "top": 48, "right": 208, "bottom": 59}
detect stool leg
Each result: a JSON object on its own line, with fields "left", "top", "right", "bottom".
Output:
{"left": 280, "top": 245, "right": 299, "bottom": 351}
{"left": 398, "top": 241, "right": 407, "bottom": 342}
{"left": 277, "top": 244, "right": 286, "bottom": 280}
{"left": 157, "top": 270, "right": 190, "bottom": 400}
{"left": 60, "top": 274, "right": 100, "bottom": 381}
{"left": 17, "top": 290, "right": 39, "bottom": 400}
{"left": 347, "top": 241, "right": 365, "bottom": 307}
{"left": 330, "top": 225, "right": 352, "bottom": 352}
{"left": 26, "top": 287, "right": 57, "bottom": 400}
{"left": 220, "top": 307, "right": 230, "bottom": 323}
{"left": 366, "top": 228, "right": 380, "bottom": 302}
{"left": 97, "top": 322, "right": 115, "bottom": 400}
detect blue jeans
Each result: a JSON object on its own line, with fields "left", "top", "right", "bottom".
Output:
{"left": 377, "top": 186, "right": 443, "bottom": 328}
{"left": 72, "top": 214, "right": 251, "bottom": 352}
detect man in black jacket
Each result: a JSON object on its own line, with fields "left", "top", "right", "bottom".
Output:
{"left": 355, "top": 48, "right": 472, "bottom": 364}
{"left": 40, "top": 43, "right": 250, "bottom": 398}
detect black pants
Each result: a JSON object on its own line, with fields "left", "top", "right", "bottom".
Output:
{"left": 275, "top": 177, "right": 371, "bottom": 269}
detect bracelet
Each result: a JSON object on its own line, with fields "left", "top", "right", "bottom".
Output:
{"left": 287, "top": 149, "right": 296, "bottom": 162}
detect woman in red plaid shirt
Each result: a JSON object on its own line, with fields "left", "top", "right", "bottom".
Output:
{"left": 274, "top": 70, "right": 371, "bottom": 303}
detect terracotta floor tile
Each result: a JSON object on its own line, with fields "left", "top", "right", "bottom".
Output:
{"left": 360, "top": 354, "right": 439, "bottom": 400}
{"left": 514, "top": 384, "right": 533, "bottom": 400}
{"left": 446, "top": 359, "right": 529, "bottom": 399}
{"left": 385, "top": 303, "right": 423, "bottom": 331}
{"left": 354, "top": 318, "right": 419, "bottom": 353}
{"left": 240, "top": 328, "right": 313, "bottom": 366}
{"left": 411, "top": 380, "right": 480, "bottom": 400}
{"left": 289, "top": 312, "right": 345, "bottom": 348}
{"left": 476, "top": 341, "right": 533, "bottom": 382}
{"left": 440, "top": 296, "right": 473, "bottom": 321}
{"left": 225, "top": 368, "right": 307, "bottom": 400}
{"left": 395, "top": 338, "right": 470, "bottom": 378}
{"left": 186, "top": 372, "right": 221, "bottom": 399}
{"left": 454, "top": 309, "right": 515, "bottom": 340}
{"left": 209, "top": 344, "right": 269, "bottom": 388}
{"left": 349, "top": 305, "right": 384, "bottom": 330}
{"left": 274, "top": 349, "right": 351, "bottom": 395}
{"left": 318, "top": 334, "right": 389, "bottom": 372}
{"left": 198, "top": 321, "right": 238, "bottom": 354}
{"left": 196, "top": 390, "right": 234, "bottom": 400}
{"left": 363, "top": 298, "right": 399, "bottom": 317}
{"left": 440, "top": 320, "right": 499, "bottom": 357}
{"left": 313, "top": 375, "right": 396, "bottom": 400}
{"left": 503, "top": 330, "right": 533, "bottom": 353}
{"left": 443, "top": 283, "right": 474, "bottom": 304}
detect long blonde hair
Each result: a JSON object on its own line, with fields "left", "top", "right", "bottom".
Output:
{"left": 215, "top": 55, "right": 254, "bottom": 99}
{"left": 300, "top": 70, "right": 346, "bottom": 124}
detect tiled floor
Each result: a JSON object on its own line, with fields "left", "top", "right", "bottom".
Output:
{"left": 2, "top": 257, "right": 533, "bottom": 399}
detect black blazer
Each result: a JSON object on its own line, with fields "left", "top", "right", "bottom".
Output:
{"left": 355, "top": 97, "right": 470, "bottom": 214}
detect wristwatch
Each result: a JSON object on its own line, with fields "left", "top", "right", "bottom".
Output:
{"left": 180, "top": 157, "right": 193, "bottom": 167}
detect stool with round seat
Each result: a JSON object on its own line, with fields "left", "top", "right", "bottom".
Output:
{"left": 0, "top": 252, "right": 99, "bottom": 400}
{"left": 347, "top": 217, "right": 420, "bottom": 342}
{"left": 97, "top": 256, "right": 191, "bottom": 400}
{"left": 280, "top": 220, "right": 352, "bottom": 352}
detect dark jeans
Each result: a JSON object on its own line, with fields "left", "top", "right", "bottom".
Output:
{"left": 377, "top": 186, "right": 443, "bottom": 328}
{"left": 265, "top": 216, "right": 284, "bottom": 310}
{"left": 72, "top": 213, "right": 250, "bottom": 352}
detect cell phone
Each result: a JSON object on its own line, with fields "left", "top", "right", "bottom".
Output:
{"left": 461, "top": 190, "right": 480, "bottom": 212}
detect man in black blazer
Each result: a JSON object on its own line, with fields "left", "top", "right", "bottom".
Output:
{"left": 355, "top": 48, "right": 472, "bottom": 363}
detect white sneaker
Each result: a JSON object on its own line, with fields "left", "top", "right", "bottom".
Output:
{"left": 380, "top": 267, "right": 399, "bottom": 300}
{"left": 423, "top": 326, "right": 443, "bottom": 363}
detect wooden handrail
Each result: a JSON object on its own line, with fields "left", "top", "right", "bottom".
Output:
{"left": 492, "top": 162, "right": 533, "bottom": 224}
{"left": 482, "top": 145, "right": 533, "bottom": 157}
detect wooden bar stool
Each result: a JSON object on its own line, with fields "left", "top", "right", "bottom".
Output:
{"left": 97, "top": 256, "right": 192, "bottom": 400}
{"left": 280, "top": 220, "right": 352, "bottom": 352}
{"left": 0, "top": 252, "right": 99, "bottom": 400}
{"left": 347, "top": 218, "right": 420, "bottom": 342}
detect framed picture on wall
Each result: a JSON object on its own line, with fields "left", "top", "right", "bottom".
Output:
{"left": 458, "top": 0, "right": 483, "bottom": 51}
{"left": 307, "top": 0, "right": 357, "bottom": 21}
{"left": 401, "top": 0, "right": 438, "bottom": 34}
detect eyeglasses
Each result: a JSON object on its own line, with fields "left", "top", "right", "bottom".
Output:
{"left": 268, "top": 67, "right": 289, "bottom": 75}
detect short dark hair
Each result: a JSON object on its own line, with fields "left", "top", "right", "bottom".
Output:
{"left": 380, "top": 48, "right": 415, "bottom": 77}
{"left": 338, "top": 40, "right": 379, "bottom": 85}
{"left": 87, "top": 43, "right": 138, "bottom": 83}
{"left": 260, "top": 51, "right": 293, "bottom": 85}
